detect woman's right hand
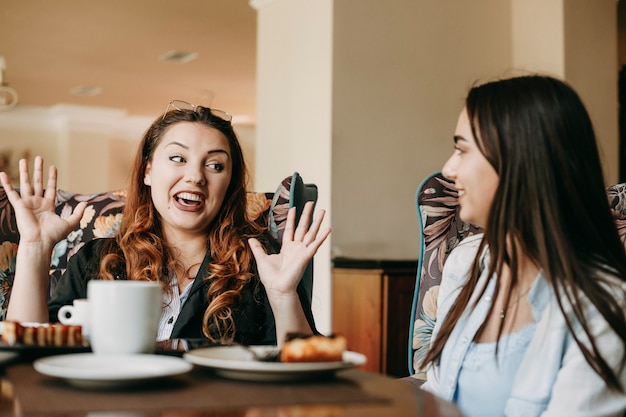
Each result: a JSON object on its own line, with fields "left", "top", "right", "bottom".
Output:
{"left": 0, "top": 156, "right": 86, "bottom": 248}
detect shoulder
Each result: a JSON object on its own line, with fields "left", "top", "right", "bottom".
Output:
{"left": 435, "top": 233, "right": 485, "bottom": 322}
{"left": 451, "top": 232, "right": 483, "bottom": 255}
{"left": 443, "top": 233, "right": 484, "bottom": 283}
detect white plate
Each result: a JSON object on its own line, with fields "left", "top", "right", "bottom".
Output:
{"left": 34, "top": 353, "right": 193, "bottom": 389}
{"left": 183, "top": 345, "right": 367, "bottom": 382}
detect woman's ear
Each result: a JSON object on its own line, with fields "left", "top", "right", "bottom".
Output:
{"left": 144, "top": 162, "right": 152, "bottom": 186}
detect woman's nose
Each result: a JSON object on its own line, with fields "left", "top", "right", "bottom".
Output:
{"left": 441, "top": 156, "right": 456, "bottom": 180}
{"left": 185, "top": 165, "right": 206, "bottom": 185}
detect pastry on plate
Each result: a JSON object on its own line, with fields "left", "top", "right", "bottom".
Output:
{"left": 280, "top": 333, "right": 347, "bottom": 363}
{"left": 1, "top": 321, "right": 83, "bottom": 347}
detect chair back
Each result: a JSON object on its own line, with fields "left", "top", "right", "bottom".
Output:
{"left": 268, "top": 172, "right": 318, "bottom": 302}
{"left": 408, "top": 172, "right": 481, "bottom": 378}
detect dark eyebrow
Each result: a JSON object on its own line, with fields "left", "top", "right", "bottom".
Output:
{"left": 453, "top": 135, "right": 467, "bottom": 144}
{"left": 164, "top": 141, "right": 189, "bottom": 150}
{"left": 164, "top": 141, "right": 230, "bottom": 158}
{"left": 207, "top": 149, "right": 230, "bottom": 159}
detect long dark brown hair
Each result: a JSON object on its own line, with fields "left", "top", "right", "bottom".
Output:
{"left": 423, "top": 75, "right": 626, "bottom": 391}
{"left": 99, "top": 106, "right": 267, "bottom": 343}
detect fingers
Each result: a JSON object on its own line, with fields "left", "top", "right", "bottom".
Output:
{"left": 0, "top": 171, "right": 19, "bottom": 205}
{"left": 66, "top": 201, "right": 87, "bottom": 229}
{"left": 301, "top": 229, "right": 331, "bottom": 259}
{"left": 0, "top": 171, "right": 13, "bottom": 191}
{"left": 301, "top": 206, "right": 331, "bottom": 253}
{"left": 282, "top": 201, "right": 331, "bottom": 250}
{"left": 307, "top": 225, "right": 332, "bottom": 253}
{"left": 32, "top": 156, "right": 44, "bottom": 197}
{"left": 248, "top": 237, "right": 268, "bottom": 261}
{"left": 19, "top": 158, "right": 33, "bottom": 195}
{"left": 293, "top": 201, "right": 315, "bottom": 242}
{"left": 281, "top": 205, "right": 297, "bottom": 242}
{"left": 281, "top": 202, "right": 311, "bottom": 243}
{"left": 301, "top": 207, "right": 324, "bottom": 245}
{"left": 44, "top": 165, "right": 58, "bottom": 200}
{"left": 13, "top": 156, "right": 55, "bottom": 199}
{"left": 302, "top": 206, "right": 331, "bottom": 252}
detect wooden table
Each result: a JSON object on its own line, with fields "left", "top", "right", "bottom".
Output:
{"left": 0, "top": 355, "right": 455, "bottom": 417}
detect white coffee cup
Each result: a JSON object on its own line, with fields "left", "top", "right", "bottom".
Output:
{"left": 87, "top": 280, "right": 162, "bottom": 355}
{"left": 57, "top": 298, "right": 90, "bottom": 338}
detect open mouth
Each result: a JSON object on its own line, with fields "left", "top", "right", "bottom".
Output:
{"left": 174, "top": 192, "right": 205, "bottom": 207}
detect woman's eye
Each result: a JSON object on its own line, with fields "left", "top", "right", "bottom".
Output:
{"left": 170, "top": 155, "right": 185, "bottom": 163}
{"left": 206, "top": 163, "right": 225, "bottom": 172}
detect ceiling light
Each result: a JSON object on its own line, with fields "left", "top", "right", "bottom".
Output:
{"left": 0, "top": 56, "right": 18, "bottom": 111}
{"left": 158, "top": 50, "right": 199, "bottom": 64}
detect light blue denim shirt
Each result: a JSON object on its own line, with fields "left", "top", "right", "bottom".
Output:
{"left": 421, "top": 234, "right": 626, "bottom": 417}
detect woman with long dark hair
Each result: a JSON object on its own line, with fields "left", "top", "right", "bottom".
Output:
{"left": 421, "top": 76, "right": 626, "bottom": 416}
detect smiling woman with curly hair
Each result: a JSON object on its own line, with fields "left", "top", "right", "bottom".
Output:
{"left": 0, "top": 101, "right": 331, "bottom": 346}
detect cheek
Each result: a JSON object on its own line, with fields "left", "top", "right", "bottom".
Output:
{"left": 479, "top": 171, "right": 499, "bottom": 211}
{"left": 218, "top": 182, "right": 231, "bottom": 201}
{"left": 219, "top": 171, "right": 233, "bottom": 193}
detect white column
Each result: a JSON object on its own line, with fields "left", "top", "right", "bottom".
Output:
{"left": 250, "top": 0, "right": 333, "bottom": 333}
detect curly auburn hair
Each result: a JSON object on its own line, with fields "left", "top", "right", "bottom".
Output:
{"left": 99, "top": 106, "right": 267, "bottom": 343}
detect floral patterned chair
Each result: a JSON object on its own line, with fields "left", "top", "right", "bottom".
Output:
{"left": 408, "top": 172, "right": 481, "bottom": 381}
{"left": 407, "top": 172, "right": 626, "bottom": 382}
{"left": 0, "top": 172, "right": 317, "bottom": 320}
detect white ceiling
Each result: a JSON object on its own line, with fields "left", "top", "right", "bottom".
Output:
{"left": 0, "top": 0, "right": 257, "bottom": 122}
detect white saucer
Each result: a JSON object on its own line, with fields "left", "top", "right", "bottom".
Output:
{"left": 34, "top": 353, "right": 193, "bottom": 389}
{"left": 184, "top": 346, "right": 367, "bottom": 382}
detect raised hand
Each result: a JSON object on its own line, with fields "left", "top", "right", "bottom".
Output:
{"left": 0, "top": 156, "right": 86, "bottom": 248}
{"left": 248, "top": 201, "right": 331, "bottom": 295}
{"left": 249, "top": 201, "right": 331, "bottom": 342}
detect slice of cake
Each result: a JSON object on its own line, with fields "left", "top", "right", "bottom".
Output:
{"left": 2, "top": 321, "right": 83, "bottom": 347}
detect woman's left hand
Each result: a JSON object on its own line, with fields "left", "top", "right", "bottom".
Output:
{"left": 249, "top": 201, "right": 331, "bottom": 295}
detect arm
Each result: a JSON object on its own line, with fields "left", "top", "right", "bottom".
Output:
{"left": 0, "top": 157, "right": 85, "bottom": 322}
{"left": 421, "top": 233, "right": 483, "bottom": 395}
{"left": 248, "top": 201, "right": 331, "bottom": 346}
